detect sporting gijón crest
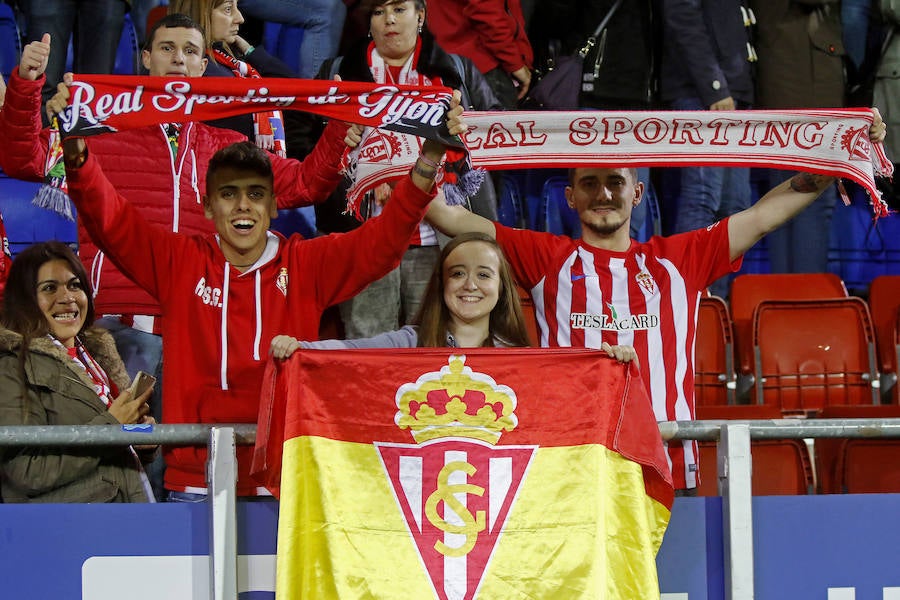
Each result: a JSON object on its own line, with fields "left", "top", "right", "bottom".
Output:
{"left": 376, "top": 356, "right": 535, "bottom": 600}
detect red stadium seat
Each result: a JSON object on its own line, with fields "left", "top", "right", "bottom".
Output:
{"left": 516, "top": 283, "right": 540, "bottom": 347}
{"left": 695, "top": 405, "right": 814, "bottom": 496}
{"left": 867, "top": 275, "right": 900, "bottom": 401}
{"left": 814, "top": 405, "right": 900, "bottom": 494}
{"left": 730, "top": 273, "right": 847, "bottom": 390}
{"left": 751, "top": 298, "right": 879, "bottom": 412}
{"left": 695, "top": 295, "right": 736, "bottom": 406}
{"left": 837, "top": 439, "right": 900, "bottom": 493}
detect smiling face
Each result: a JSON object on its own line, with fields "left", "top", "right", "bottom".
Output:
{"left": 36, "top": 259, "right": 88, "bottom": 348}
{"left": 141, "top": 25, "right": 208, "bottom": 77}
{"left": 442, "top": 241, "right": 502, "bottom": 330}
{"left": 566, "top": 168, "right": 644, "bottom": 247}
{"left": 210, "top": 0, "right": 244, "bottom": 44}
{"left": 370, "top": 0, "right": 424, "bottom": 65}
{"left": 203, "top": 167, "right": 277, "bottom": 269}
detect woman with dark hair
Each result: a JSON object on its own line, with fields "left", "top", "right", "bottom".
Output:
{"left": 0, "top": 242, "right": 154, "bottom": 503}
{"left": 271, "top": 232, "right": 637, "bottom": 360}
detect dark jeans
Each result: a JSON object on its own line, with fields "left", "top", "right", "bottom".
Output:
{"left": 766, "top": 169, "right": 838, "bottom": 274}
{"left": 237, "top": 0, "right": 347, "bottom": 78}
{"left": 22, "top": 0, "right": 126, "bottom": 106}
{"left": 665, "top": 96, "right": 752, "bottom": 296}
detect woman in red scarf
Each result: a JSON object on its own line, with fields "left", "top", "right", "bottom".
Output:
{"left": 311, "top": 0, "right": 503, "bottom": 341}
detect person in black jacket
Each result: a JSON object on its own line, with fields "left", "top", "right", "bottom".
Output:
{"left": 528, "top": 0, "right": 661, "bottom": 239}
{"left": 528, "top": 0, "right": 659, "bottom": 111}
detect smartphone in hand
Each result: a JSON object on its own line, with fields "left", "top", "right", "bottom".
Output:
{"left": 129, "top": 371, "right": 157, "bottom": 398}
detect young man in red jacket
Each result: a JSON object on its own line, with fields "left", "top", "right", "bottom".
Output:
{"left": 0, "top": 14, "right": 351, "bottom": 498}
{"left": 56, "top": 101, "right": 466, "bottom": 498}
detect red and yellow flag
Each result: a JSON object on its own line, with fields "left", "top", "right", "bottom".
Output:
{"left": 253, "top": 348, "right": 673, "bottom": 599}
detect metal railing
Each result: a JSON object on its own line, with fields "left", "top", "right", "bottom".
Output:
{"left": 4, "top": 418, "right": 900, "bottom": 600}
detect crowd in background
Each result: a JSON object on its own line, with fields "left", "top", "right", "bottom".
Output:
{"left": 2, "top": 0, "right": 898, "bottom": 286}
{"left": 0, "top": 0, "right": 896, "bottom": 504}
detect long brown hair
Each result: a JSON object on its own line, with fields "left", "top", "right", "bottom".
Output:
{"left": 2, "top": 242, "right": 95, "bottom": 422}
{"left": 168, "top": 0, "right": 226, "bottom": 52}
{"left": 3, "top": 241, "right": 94, "bottom": 341}
{"left": 414, "top": 232, "right": 531, "bottom": 348}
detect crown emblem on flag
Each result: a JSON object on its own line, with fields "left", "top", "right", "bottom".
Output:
{"left": 394, "top": 355, "right": 518, "bottom": 444}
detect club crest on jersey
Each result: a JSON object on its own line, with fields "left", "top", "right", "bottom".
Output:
{"left": 275, "top": 267, "right": 288, "bottom": 297}
{"left": 375, "top": 355, "right": 535, "bottom": 600}
{"left": 635, "top": 270, "right": 656, "bottom": 294}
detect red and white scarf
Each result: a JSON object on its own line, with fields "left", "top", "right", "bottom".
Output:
{"left": 349, "top": 109, "right": 894, "bottom": 215}
{"left": 360, "top": 40, "right": 440, "bottom": 245}
{"left": 212, "top": 48, "right": 286, "bottom": 158}
{"left": 49, "top": 75, "right": 893, "bottom": 216}
{"left": 50, "top": 336, "right": 116, "bottom": 405}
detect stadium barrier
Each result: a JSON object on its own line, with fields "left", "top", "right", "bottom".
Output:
{"left": 3, "top": 419, "right": 900, "bottom": 599}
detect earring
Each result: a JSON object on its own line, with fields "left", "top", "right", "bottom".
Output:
{"left": 368, "top": 30, "right": 373, "bottom": 38}
{"left": 417, "top": 21, "right": 423, "bottom": 34}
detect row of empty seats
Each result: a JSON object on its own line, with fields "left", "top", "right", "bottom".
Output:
{"left": 696, "top": 273, "right": 900, "bottom": 410}
{"left": 737, "top": 191, "right": 900, "bottom": 290}
{"left": 693, "top": 273, "right": 900, "bottom": 496}
{"left": 695, "top": 404, "right": 900, "bottom": 496}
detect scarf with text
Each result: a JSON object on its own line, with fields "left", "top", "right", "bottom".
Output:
{"left": 44, "top": 75, "right": 892, "bottom": 217}
{"left": 212, "top": 47, "right": 286, "bottom": 158}
{"left": 38, "top": 74, "right": 473, "bottom": 219}
{"left": 349, "top": 109, "right": 894, "bottom": 216}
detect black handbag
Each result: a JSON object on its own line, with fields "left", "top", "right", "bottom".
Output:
{"left": 521, "top": 0, "right": 624, "bottom": 110}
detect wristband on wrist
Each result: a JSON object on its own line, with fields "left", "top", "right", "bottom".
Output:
{"left": 412, "top": 159, "right": 438, "bottom": 179}
{"left": 417, "top": 153, "right": 442, "bottom": 170}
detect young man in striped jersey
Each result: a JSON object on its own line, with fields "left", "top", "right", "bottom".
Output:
{"left": 425, "top": 111, "right": 886, "bottom": 492}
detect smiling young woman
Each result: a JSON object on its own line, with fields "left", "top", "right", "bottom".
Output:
{"left": 0, "top": 242, "right": 156, "bottom": 503}
{"left": 271, "top": 230, "right": 638, "bottom": 362}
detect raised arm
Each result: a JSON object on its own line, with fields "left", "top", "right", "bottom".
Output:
{"left": 425, "top": 189, "right": 496, "bottom": 238}
{"left": 303, "top": 90, "right": 476, "bottom": 309}
{"left": 0, "top": 34, "right": 53, "bottom": 180}
{"left": 727, "top": 108, "right": 887, "bottom": 261}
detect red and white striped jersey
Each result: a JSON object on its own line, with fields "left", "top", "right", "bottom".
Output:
{"left": 496, "top": 219, "right": 740, "bottom": 489}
